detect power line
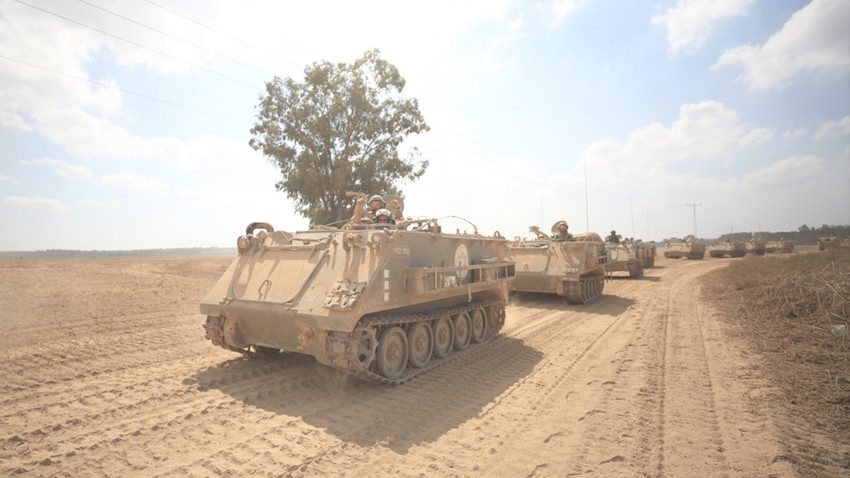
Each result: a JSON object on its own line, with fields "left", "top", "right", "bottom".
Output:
{"left": 12, "top": 0, "right": 262, "bottom": 90}
{"left": 0, "top": 54, "right": 250, "bottom": 125}
{"left": 75, "top": 0, "right": 274, "bottom": 78}
{"left": 142, "top": 0, "right": 302, "bottom": 70}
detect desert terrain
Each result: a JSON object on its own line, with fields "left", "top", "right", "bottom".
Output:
{"left": 0, "top": 252, "right": 845, "bottom": 477}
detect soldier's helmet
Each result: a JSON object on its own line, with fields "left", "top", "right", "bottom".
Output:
{"left": 375, "top": 208, "right": 392, "bottom": 219}
{"left": 368, "top": 195, "right": 386, "bottom": 207}
{"left": 551, "top": 220, "right": 569, "bottom": 234}
{"left": 611, "top": 230, "right": 616, "bottom": 234}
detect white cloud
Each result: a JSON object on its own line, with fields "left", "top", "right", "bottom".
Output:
{"left": 2, "top": 196, "right": 69, "bottom": 211}
{"left": 19, "top": 158, "right": 61, "bottom": 166}
{"left": 814, "top": 115, "right": 850, "bottom": 141}
{"left": 55, "top": 163, "right": 95, "bottom": 180}
{"left": 98, "top": 173, "right": 168, "bottom": 193}
{"left": 0, "top": 111, "right": 32, "bottom": 131}
{"left": 652, "top": 0, "right": 755, "bottom": 56}
{"left": 741, "top": 154, "right": 828, "bottom": 188}
{"left": 584, "top": 101, "right": 760, "bottom": 168}
{"left": 34, "top": 109, "right": 141, "bottom": 159}
{"left": 0, "top": 174, "right": 15, "bottom": 183}
{"left": 19, "top": 158, "right": 95, "bottom": 180}
{"left": 739, "top": 128, "right": 775, "bottom": 146}
{"left": 783, "top": 128, "right": 809, "bottom": 141}
{"left": 714, "top": 0, "right": 850, "bottom": 90}
{"left": 76, "top": 198, "right": 120, "bottom": 208}
{"left": 551, "top": 0, "right": 588, "bottom": 26}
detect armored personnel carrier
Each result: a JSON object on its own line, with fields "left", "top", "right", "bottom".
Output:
{"left": 200, "top": 207, "right": 515, "bottom": 383}
{"left": 819, "top": 237, "right": 838, "bottom": 250}
{"left": 708, "top": 239, "right": 746, "bottom": 258}
{"left": 635, "top": 240, "right": 656, "bottom": 268}
{"left": 605, "top": 240, "right": 643, "bottom": 278}
{"left": 663, "top": 237, "right": 706, "bottom": 260}
{"left": 765, "top": 238, "right": 794, "bottom": 253}
{"left": 506, "top": 224, "right": 607, "bottom": 304}
{"left": 745, "top": 238, "right": 766, "bottom": 256}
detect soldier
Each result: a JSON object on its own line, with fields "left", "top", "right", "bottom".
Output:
{"left": 606, "top": 230, "right": 620, "bottom": 243}
{"left": 551, "top": 220, "right": 572, "bottom": 241}
{"left": 375, "top": 208, "right": 394, "bottom": 225}
{"left": 353, "top": 194, "right": 401, "bottom": 224}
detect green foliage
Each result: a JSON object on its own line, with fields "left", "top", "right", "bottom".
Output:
{"left": 249, "top": 49, "right": 429, "bottom": 226}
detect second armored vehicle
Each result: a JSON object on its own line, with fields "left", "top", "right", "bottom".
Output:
{"left": 664, "top": 238, "right": 706, "bottom": 260}
{"left": 745, "top": 238, "right": 766, "bottom": 256}
{"left": 708, "top": 239, "right": 747, "bottom": 258}
{"left": 507, "top": 224, "right": 607, "bottom": 304}
{"left": 636, "top": 240, "right": 657, "bottom": 267}
{"left": 765, "top": 238, "right": 794, "bottom": 253}
{"left": 605, "top": 240, "right": 644, "bottom": 278}
{"left": 201, "top": 206, "right": 516, "bottom": 383}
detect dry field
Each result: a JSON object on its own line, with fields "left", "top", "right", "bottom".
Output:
{"left": 1, "top": 249, "right": 847, "bottom": 477}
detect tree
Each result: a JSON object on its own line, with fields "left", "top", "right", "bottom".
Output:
{"left": 249, "top": 49, "right": 429, "bottom": 226}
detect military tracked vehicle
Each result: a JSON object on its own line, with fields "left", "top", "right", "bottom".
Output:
{"left": 605, "top": 239, "right": 643, "bottom": 278}
{"left": 664, "top": 238, "right": 706, "bottom": 260}
{"left": 506, "top": 224, "right": 607, "bottom": 304}
{"left": 745, "top": 238, "right": 766, "bottom": 256}
{"left": 200, "top": 203, "right": 515, "bottom": 383}
{"left": 708, "top": 239, "right": 746, "bottom": 258}
{"left": 636, "top": 240, "right": 657, "bottom": 267}
{"left": 765, "top": 238, "right": 794, "bottom": 254}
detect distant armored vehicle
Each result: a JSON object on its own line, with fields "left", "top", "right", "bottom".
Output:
{"left": 765, "top": 238, "right": 794, "bottom": 254}
{"left": 605, "top": 239, "right": 643, "bottom": 278}
{"left": 201, "top": 207, "right": 515, "bottom": 383}
{"left": 819, "top": 237, "right": 838, "bottom": 251}
{"left": 507, "top": 224, "right": 607, "bottom": 304}
{"left": 819, "top": 236, "right": 850, "bottom": 251}
{"left": 708, "top": 239, "right": 747, "bottom": 258}
{"left": 664, "top": 237, "right": 706, "bottom": 260}
{"left": 745, "top": 238, "right": 766, "bottom": 256}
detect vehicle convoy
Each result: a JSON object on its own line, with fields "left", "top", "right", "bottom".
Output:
{"left": 765, "top": 238, "right": 795, "bottom": 253}
{"left": 664, "top": 237, "right": 706, "bottom": 260}
{"left": 605, "top": 239, "right": 643, "bottom": 279}
{"left": 708, "top": 239, "right": 747, "bottom": 258}
{"left": 200, "top": 197, "right": 515, "bottom": 383}
{"left": 746, "top": 238, "right": 766, "bottom": 256}
{"left": 506, "top": 223, "right": 607, "bottom": 304}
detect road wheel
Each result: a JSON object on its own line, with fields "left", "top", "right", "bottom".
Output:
{"left": 407, "top": 322, "right": 433, "bottom": 368}
{"left": 376, "top": 326, "right": 408, "bottom": 380}
{"left": 453, "top": 312, "right": 472, "bottom": 350}
{"left": 432, "top": 317, "right": 454, "bottom": 359}
{"left": 471, "top": 308, "right": 488, "bottom": 343}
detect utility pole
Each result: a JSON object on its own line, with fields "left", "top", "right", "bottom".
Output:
{"left": 687, "top": 202, "right": 702, "bottom": 238}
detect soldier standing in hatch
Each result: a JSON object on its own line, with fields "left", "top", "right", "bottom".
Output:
{"left": 606, "top": 230, "right": 620, "bottom": 243}
{"left": 551, "top": 220, "right": 572, "bottom": 241}
{"left": 353, "top": 194, "right": 402, "bottom": 224}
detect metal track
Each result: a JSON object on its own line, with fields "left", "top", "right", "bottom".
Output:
{"left": 348, "top": 298, "right": 505, "bottom": 385}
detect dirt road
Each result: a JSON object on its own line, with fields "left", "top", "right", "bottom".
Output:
{"left": 1, "top": 256, "right": 796, "bottom": 476}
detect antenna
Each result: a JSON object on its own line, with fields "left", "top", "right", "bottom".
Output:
{"left": 687, "top": 202, "right": 702, "bottom": 237}
{"left": 629, "top": 192, "right": 635, "bottom": 238}
{"left": 583, "top": 153, "right": 589, "bottom": 233}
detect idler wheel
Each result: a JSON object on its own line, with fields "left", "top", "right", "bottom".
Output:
{"left": 407, "top": 322, "right": 434, "bottom": 368}
{"left": 376, "top": 326, "right": 408, "bottom": 380}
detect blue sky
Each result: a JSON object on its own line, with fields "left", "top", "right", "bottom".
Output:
{"left": 1, "top": 0, "right": 848, "bottom": 251}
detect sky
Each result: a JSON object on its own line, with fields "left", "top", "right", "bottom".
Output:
{"left": 0, "top": 0, "right": 848, "bottom": 251}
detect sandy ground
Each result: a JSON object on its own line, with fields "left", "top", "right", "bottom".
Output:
{"left": 0, "top": 254, "right": 801, "bottom": 477}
